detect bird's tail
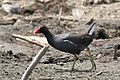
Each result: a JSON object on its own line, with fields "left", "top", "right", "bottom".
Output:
{"left": 87, "top": 21, "right": 96, "bottom": 36}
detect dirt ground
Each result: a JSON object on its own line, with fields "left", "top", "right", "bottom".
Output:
{"left": 0, "top": 0, "right": 120, "bottom": 80}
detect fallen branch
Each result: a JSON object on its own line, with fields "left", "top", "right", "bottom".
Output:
{"left": 12, "top": 34, "right": 48, "bottom": 47}
{"left": 12, "top": 34, "right": 50, "bottom": 79}
{"left": 21, "top": 46, "right": 49, "bottom": 80}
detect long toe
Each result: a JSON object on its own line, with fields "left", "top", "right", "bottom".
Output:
{"left": 89, "top": 59, "right": 96, "bottom": 71}
{"left": 71, "top": 67, "right": 75, "bottom": 72}
{"left": 79, "top": 58, "right": 83, "bottom": 63}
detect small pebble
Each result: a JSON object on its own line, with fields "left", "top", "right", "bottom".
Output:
{"left": 0, "top": 45, "right": 4, "bottom": 48}
{"left": 57, "top": 62, "right": 64, "bottom": 66}
{"left": 7, "top": 50, "right": 13, "bottom": 55}
{"left": 96, "top": 54, "right": 102, "bottom": 58}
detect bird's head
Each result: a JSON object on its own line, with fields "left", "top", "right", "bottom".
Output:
{"left": 35, "top": 25, "right": 48, "bottom": 34}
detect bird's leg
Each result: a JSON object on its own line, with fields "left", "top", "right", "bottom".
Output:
{"left": 71, "top": 54, "right": 78, "bottom": 71}
{"left": 86, "top": 47, "right": 96, "bottom": 71}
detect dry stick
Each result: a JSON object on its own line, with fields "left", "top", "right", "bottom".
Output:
{"left": 48, "top": 14, "right": 78, "bottom": 22}
{"left": 24, "top": 14, "right": 79, "bottom": 22}
{"left": 12, "top": 34, "right": 43, "bottom": 47}
{"left": 21, "top": 46, "right": 49, "bottom": 80}
{"left": 58, "top": 7, "right": 62, "bottom": 26}
{"left": 85, "top": 18, "right": 95, "bottom": 25}
{"left": 58, "top": 7, "right": 62, "bottom": 21}
{"left": 113, "top": 45, "right": 118, "bottom": 60}
{"left": 94, "top": 71, "right": 103, "bottom": 76}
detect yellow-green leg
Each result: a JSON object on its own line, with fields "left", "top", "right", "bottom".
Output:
{"left": 86, "top": 47, "right": 96, "bottom": 71}
{"left": 71, "top": 54, "right": 78, "bottom": 71}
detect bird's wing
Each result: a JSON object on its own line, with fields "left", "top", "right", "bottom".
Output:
{"left": 55, "top": 33, "right": 79, "bottom": 47}
{"left": 63, "top": 33, "right": 92, "bottom": 47}
{"left": 56, "top": 32, "right": 92, "bottom": 49}
{"left": 63, "top": 39, "right": 83, "bottom": 52}
{"left": 56, "top": 33, "right": 70, "bottom": 39}
{"left": 63, "top": 40, "right": 78, "bottom": 47}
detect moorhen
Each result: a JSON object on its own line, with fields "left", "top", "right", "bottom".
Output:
{"left": 35, "top": 22, "right": 96, "bottom": 71}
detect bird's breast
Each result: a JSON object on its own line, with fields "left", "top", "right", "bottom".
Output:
{"left": 49, "top": 40, "right": 81, "bottom": 54}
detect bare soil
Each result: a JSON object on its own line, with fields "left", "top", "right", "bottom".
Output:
{"left": 0, "top": 0, "right": 120, "bottom": 80}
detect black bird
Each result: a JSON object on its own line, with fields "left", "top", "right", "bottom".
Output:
{"left": 35, "top": 22, "right": 96, "bottom": 71}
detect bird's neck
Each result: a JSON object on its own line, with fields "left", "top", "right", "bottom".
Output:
{"left": 42, "top": 30, "right": 54, "bottom": 44}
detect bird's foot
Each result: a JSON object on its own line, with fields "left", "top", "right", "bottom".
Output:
{"left": 71, "top": 67, "right": 75, "bottom": 72}
{"left": 89, "top": 59, "right": 96, "bottom": 71}
{"left": 79, "top": 58, "right": 83, "bottom": 63}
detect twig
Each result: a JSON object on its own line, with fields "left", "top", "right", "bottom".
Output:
{"left": 58, "top": 7, "right": 62, "bottom": 21}
{"left": 94, "top": 71, "right": 102, "bottom": 76}
{"left": 38, "top": 77, "right": 54, "bottom": 80}
{"left": 85, "top": 18, "right": 95, "bottom": 25}
{"left": 58, "top": 7, "right": 62, "bottom": 26}
{"left": 21, "top": 46, "right": 49, "bottom": 80}
{"left": 113, "top": 45, "right": 118, "bottom": 60}
{"left": 65, "top": 26, "right": 71, "bottom": 31}
{"left": 48, "top": 14, "right": 79, "bottom": 22}
{"left": 24, "top": 14, "right": 79, "bottom": 22}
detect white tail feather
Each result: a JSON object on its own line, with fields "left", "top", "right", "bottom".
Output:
{"left": 88, "top": 22, "right": 95, "bottom": 36}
